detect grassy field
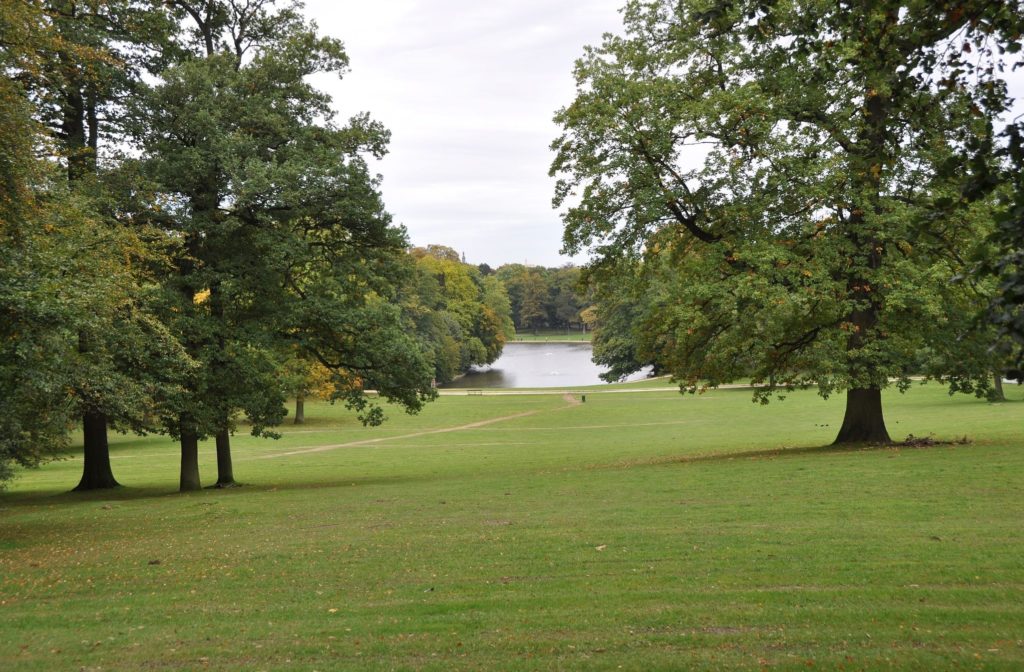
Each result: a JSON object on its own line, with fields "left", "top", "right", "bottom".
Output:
{"left": 2, "top": 382, "right": 1023, "bottom": 670}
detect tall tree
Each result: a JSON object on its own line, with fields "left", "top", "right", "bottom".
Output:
{"left": 518, "top": 271, "right": 548, "bottom": 332}
{"left": 547, "top": 265, "right": 586, "bottom": 330}
{"left": 943, "top": 11, "right": 1024, "bottom": 372}
{"left": 496, "top": 264, "right": 552, "bottom": 332}
{"left": 0, "top": 3, "right": 79, "bottom": 485}
{"left": 553, "top": 0, "right": 1022, "bottom": 444}
{"left": 0, "top": 1, "right": 188, "bottom": 488}
{"left": 28, "top": 0, "right": 180, "bottom": 489}
{"left": 140, "top": 0, "right": 434, "bottom": 489}
{"left": 587, "top": 266, "right": 661, "bottom": 383}
{"left": 981, "top": 124, "right": 1024, "bottom": 375}
{"left": 1, "top": 0, "right": 185, "bottom": 490}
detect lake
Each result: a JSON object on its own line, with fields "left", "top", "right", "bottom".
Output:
{"left": 442, "top": 342, "right": 648, "bottom": 388}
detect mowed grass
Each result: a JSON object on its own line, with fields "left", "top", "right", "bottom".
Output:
{"left": 1, "top": 383, "right": 1023, "bottom": 671}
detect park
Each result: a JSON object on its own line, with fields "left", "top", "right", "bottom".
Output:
{"left": 2, "top": 378, "right": 1023, "bottom": 670}
{"left": 3, "top": 0, "right": 1024, "bottom": 670}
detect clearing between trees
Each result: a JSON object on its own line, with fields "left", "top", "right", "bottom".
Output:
{"left": 1, "top": 383, "right": 1022, "bottom": 670}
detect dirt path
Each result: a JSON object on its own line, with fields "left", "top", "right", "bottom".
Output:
{"left": 256, "top": 407, "right": 554, "bottom": 460}
{"left": 436, "top": 385, "right": 695, "bottom": 396}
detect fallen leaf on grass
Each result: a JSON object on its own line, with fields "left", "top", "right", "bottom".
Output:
{"left": 595, "top": 545, "right": 607, "bottom": 551}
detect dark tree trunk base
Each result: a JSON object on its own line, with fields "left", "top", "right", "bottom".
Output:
{"left": 992, "top": 373, "right": 1005, "bottom": 402}
{"left": 208, "top": 481, "right": 242, "bottom": 489}
{"left": 833, "top": 387, "right": 891, "bottom": 444}
{"left": 74, "top": 411, "right": 120, "bottom": 491}
{"left": 294, "top": 396, "right": 305, "bottom": 425}
{"left": 215, "top": 429, "right": 235, "bottom": 487}
{"left": 180, "top": 431, "right": 201, "bottom": 492}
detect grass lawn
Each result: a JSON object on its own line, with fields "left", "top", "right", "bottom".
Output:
{"left": 2, "top": 382, "right": 1023, "bottom": 670}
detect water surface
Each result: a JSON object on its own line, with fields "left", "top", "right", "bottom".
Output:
{"left": 443, "top": 342, "right": 647, "bottom": 388}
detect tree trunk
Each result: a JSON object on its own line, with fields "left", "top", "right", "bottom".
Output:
{"left": 179, "top": 425, "right": 201, "bottom": 492}
{"left": 214, "top": 428, "right": 236, "bottom": 487}
{"left": 76, "top": 329, "right": 117, "bottom": 490}
{"left": 992, "top": 372, "right": 1005, "bottom": 402}
{"left": 294, "top": 394, "right": 305, "bottom": 425}
{"left": 73, "top": 411, "right": 120, "bottom": 490}
{"left": 67, "top": 74, "right": 113, "bottom": 490}
{"left": 833, "top": 387, "right": 891, "bottom": 444}
{"left": 62, "top": 82, "right": 88, "bottom": 181}
{"left": 831, "top": 36, "right": 895, "bottom": 447}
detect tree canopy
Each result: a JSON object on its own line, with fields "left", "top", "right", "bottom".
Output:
{"left": 134, "top": 0, "right": 437, "bottom": 489}
{"left": 0, "top": 0, "right": 487, "bottom": 491}
{"left": 0, "top": 0, "right": 190, "bottom": 487}
{"left": 552, "top": 0, "right": 1024, "bottom": 443}
{"left": 405, "top": 246, "right": 514, "bottom": 385}
{"left": 495, "top": 264, "right": 590, "bottom": 333}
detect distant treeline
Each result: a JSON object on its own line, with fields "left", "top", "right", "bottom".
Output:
{"left": 478, "top": 263, "right": 591, "bottom": 334}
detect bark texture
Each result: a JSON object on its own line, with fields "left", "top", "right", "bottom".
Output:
{"left": 74, "top": 411, "right": 120, "bottom": 490}
{"left": 992, "top": 373, "right": 1005, "bottom": 401}
{"left": 76, "top": 328, "right": 117, "bottom": 490}
{"left": 214, "top": 428, "right": 236, "bottom": 487}
{"left": 833, "top": 388, "right": 891, "bottom": 444}
{"left": 179, "top": 427, "right": 201, "bottom": 491}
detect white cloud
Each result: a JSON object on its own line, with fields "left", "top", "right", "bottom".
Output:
{"left": 303, "top": 1, "right": 1024, "bottom": 268}
{"left": 303, "top": 0, "right": 623, "bottom": 267}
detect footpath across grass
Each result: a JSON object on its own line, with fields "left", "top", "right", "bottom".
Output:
{"left": 1, "top": 383, "right": 1023, "bottom": 670}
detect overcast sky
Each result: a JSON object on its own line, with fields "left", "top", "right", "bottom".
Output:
{"left": 300, "top": 2, "right": 1024, "bottom": 269}
{"left": 301, "top": 0, "right": 623, "bottom": 268}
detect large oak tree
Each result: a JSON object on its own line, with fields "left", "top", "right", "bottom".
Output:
{"left": 552, "top": 0, "right": 1022, "bottom": 443}
{"left": 1, "top": 0, "right": 187, "bottom": 489}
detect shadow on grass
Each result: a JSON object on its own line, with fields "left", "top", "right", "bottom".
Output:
{"left": 600, "top": 438, "right": 971, "bottom": 472}
{"left": 0, "top": 473, "right": 436, "bottom": 509}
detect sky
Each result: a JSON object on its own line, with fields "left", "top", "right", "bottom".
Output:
{"left": 300, "top": 2, "right": 1024, "bottom": 270}
{"left": 301, "top": 0, "right": 624, "bottom": 268}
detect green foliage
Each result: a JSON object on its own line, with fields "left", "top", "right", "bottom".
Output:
{"left": 136, "top": 2, "right": 434, "bottom": 437}
{"left": 552, "top": 0, "right": 1022, "bottom": 416}
{"left": 27, "top": 1, "right": 180, "bottom": 177}
{"left": 983, "top": 122, "right": 1024, "bottom": 370}
{"left": 588, "top": 267, "right": 658, "bottom": 382}
{"left": 495, "top": 264, "right": 589, "bottom": 332}
{"left": 0, "top": 185, "right": 91, "bottom": 482}
{"left": 0, "top": 163, "right": 190, "bottom": 487}
{"left": 405, "top": 247, "right": 515, "bottom": 384}
{"left": 517, "top": 271, "right": 548, "bottom": 331}
{"left": 0, "top": 0, "right": 191, "bottom": 488}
